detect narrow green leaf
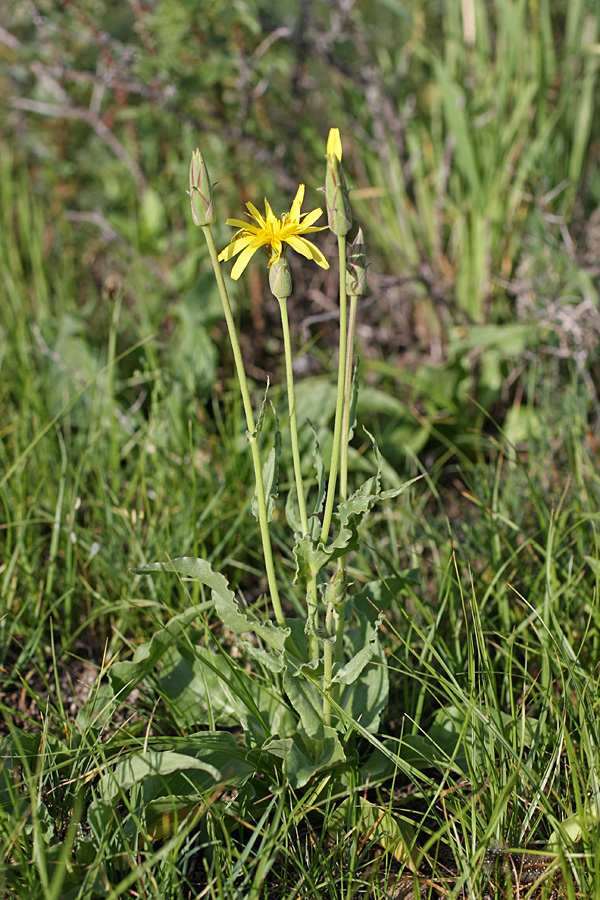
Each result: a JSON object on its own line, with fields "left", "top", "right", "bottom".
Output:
{"left": 333, "top": 608, "right": 384, "bottom": 686}
{"left": 347, "top": 359, "right": 360, "bottom": 443}
{"left": 308, "top": 419, "right": 326, "bottom": 517}
{"left": 248, "top": 378, "right": 270, "bottom": 439}
{"left": 252, "top": 404, "right": 281, "bottom": 522}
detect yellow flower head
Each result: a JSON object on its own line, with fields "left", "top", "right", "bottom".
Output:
{"left": 327, "top": 127, "right": 343, "bottom": 161}
{"left": 218, "top": 184, "right": 329, "bottom": 281}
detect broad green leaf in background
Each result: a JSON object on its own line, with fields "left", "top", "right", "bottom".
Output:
{"left": 109, "top": 606, "right": 202, "bottom": 697}
{"left": 263, "top": 727, "right": 345, "bottom": 788}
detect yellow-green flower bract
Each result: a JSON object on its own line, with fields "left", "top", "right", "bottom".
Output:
{"left": 327, "top": 127, "right": 343, "bottom": 161}
{"left": 218, "top": 184, "right": 329, "bottom": 280}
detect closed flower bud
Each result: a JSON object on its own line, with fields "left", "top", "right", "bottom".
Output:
{"left": 188, "top": 148, "right": 215, "bottom": 226}
{"left": 325, "top": 128, "right": 352, "bottom": 236}
{"left": 268, "top": 254, "right": 292, "bottom": 299}
{"left": 346, "top": 227, "right": 367, "bottom": 295}
{"left": 324, "top": 570, "right": 345, "bottom": 607}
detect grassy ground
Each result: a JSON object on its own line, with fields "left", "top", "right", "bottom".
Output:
{"left": 2, "top": 1, "right": 600, "bottom": 898}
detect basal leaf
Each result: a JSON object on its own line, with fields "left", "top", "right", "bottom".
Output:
{"left": 109, "top": 607, "right": 199, "bottom": 696}
{"left": 157, "top": 644, "right": 247, "bottom": 729}
{"left": 100, "top": 734, "right": 255, "bottom": 817}
{"left": 101, "top": 751, "right": 221, "bottom": 803}
{"left": 283, "top": 662, "right": 323, "bottom": 739}
{"left": 263, "top": 726, "right": 345, "bottom": 787}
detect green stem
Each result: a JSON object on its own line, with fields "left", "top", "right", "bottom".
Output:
{"left": 321, "top": 235, "right": 349, "bottom": 719}
{"left": 276, "top": 296, "right": 309, "bottom": 536}
{"left": 202, "top": 225, "right": 285, "bottom": 629}
{"left": 323, "top": 601, "right": 335, "bottom": 725}
{"left": 276, "top": 296, "right": 319, "bottom": 659}
{"left": 107, "top": 290, "right": 122, "bottom": 497}
{"left": 340, "top": 292, "right": 358, "bottom": 502}
{"left": 334, "top": 290, "right": 359, "bottom": 677}
{"left": 320, "top": 235, "right": 348, "bottom": 543}
{"left": 307, "top": 572, "right": 319, "bottom": 662}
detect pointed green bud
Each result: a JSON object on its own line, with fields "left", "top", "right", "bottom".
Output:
{"left": 324, "top": 570, "right": 345, "bottom": 607}
{"left": 346, "top": 227, "right": 367, "bottom": 295}
{"left": 325, "top": 127, "right": 352, "bottom": 236}
{"left": 188, "top": 149, "right": 215, "bottom": 226}
{"left": 269, "top": 254, "right": 292, "bottom": 300}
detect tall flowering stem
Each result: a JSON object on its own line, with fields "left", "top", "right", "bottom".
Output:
{"left": 269, "top": 259, "right": 309, "bottom": 538}
{"left": 217, "top": 176, "right": 333, "bottom": 645}
{"left": 336, "top": 229, "right": 367, "bottom": 672}
{"left": 340, "top": 228, "right": 366, "bottom": 502}
{"left": 189, "top": 149, "right": 285, "bottom": 628}
{"left": 320, "top": 235, "right": 349, "bottom": 545}
{"left": 270, "top": 258, "right": 319, "bottom": 661}
{"left": 320, "top": 128, "right": 353, "bottom": 545}
{"left": 321, "top": 128, "right": 354, "bottom": 722}
{"left": 321, "top": 233, "right": 348, "bottom": 724}
{"left": 203, "top": 226, "right": 286, "bottom": 628}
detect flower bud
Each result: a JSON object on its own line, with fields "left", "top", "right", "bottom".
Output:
{"left": 268, "top": 254, "right": 292, "bottom": 299}
{"left": 325, "top": 128, "right": 352, "bottom": 236}
{"left": 346, "top": 227, "right": 367, "bottom": 295}
{"left": 324, "top": 570, "right": 345, "bottom": 607}
{"left": 188, "top": 148, "right": 215, "bottom": 226}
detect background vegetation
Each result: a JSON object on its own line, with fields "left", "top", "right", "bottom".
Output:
{"left": 1, "top": 0, "right": 600, "bottom": 897}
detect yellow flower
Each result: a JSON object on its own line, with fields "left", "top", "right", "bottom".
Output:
{"left": 218, "top": 184, "right": 329, "bottom": 281}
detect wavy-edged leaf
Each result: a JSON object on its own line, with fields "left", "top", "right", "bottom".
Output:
{"left": 131, "top": 557, "right": 289, "bottom": 653}
{"left": 309, "top": 418, "right": 326, "bottom": 517}
{"left": 293, "top": 432, "right": 421, "bottom": 582}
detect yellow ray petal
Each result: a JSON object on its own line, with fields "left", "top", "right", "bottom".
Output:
{"left": 218, "top": 234, "right": 256, "bottom": 261}
{"left": 230, "top": 243, "right": 262, "bottom": 279}
{"left": 287, "top": 235, "right": 330, "bottom": 269}
{"left": 289, "top": 184, "right": 306, "bottom": 221}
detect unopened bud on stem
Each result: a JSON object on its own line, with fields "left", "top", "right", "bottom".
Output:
{"left": 325, "top": 127, "right": 352, "bottom": 236}
{"left": 188, "top": 149, "right": 215, "bottom": 226}
{"left": 324, "top": 570, "right": 346, "bottom": 607}
{"left": 269, "top": 254, "right": 292, "bottom": 300}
